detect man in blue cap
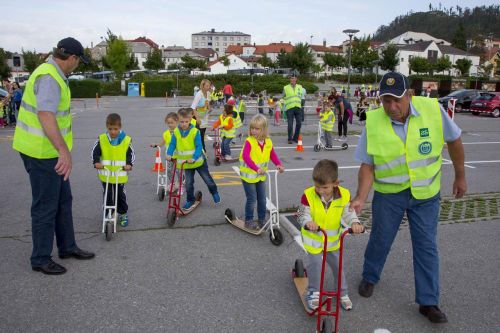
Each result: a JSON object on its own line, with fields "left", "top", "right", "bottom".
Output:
{"left": 13, "top": 37, "right": 94, "bottom": 275}
{"left": 350, "top": 72, "right": 467, "bottom": 323}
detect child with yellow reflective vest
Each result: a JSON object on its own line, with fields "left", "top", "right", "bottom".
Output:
{"left": 297, "top": 159, "right": 364, "bottom": 311}
{"left": 227, "top": 98, "right": 243, "bottom": 141}
{"left": 236, "top": 94, "right": 246, "bottom": 124}
{"left": 166, "top": 108, "right": 221, "bottom": 210}
{"left": 212, "top": 104, "right": 235, "bottom": 159}
{"left": 319, "top": 102, "right": 336, "bottom": 148}
{"left": 151, "top": 112, "right": 180, "bottom": 190}
{"left": 239, "top": 114, "right": 284, "bottom": 230}
{"left": 92, "top": 113, "right": 135, "bottom": 227}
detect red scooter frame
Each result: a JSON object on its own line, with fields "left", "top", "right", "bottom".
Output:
{"left": 212, "top": 128, "right": 239, "bottom": 166}
{"left": 166, "top": 159, "right": 202, "bottom": 227}
{"left": 293, "top": 227, "right": 356, "bottom": 333}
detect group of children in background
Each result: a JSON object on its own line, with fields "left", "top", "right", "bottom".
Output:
{"left": 91, "top": 86, "right": 364, "bottom": 313}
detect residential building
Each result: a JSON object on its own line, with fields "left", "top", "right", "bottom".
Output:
{"left": 162, "top": 46, "right": 211, "bottom": 67}
{"left": 207, "top": 54, "right": 249, "bottom": 74}
{"left": 382, "top": 31, "right": 450, "bottom": 47}
{"left": 6, "top": 53, "right": 29, "bottom": 81}
{"left": 192, "top": 29, "right": 251, "bottom": 55}
{"left": 226, "top": 42, "right": 294, "bottom": 62}
{"left": 309, "top": 40, "right": 344, "bottom": 74}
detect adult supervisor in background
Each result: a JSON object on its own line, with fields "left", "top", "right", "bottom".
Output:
{"left": 350, "top": 72, "right": 467, "bottom": 324}
{"left": 283, "top": 73, "right": 303, "bottom": 144}
{"left": 12, "top": 37, "right": 95, "bottom": 275}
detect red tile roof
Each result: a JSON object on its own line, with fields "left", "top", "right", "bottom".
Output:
{"left": 129, "top": 37, "right": 159, "bottom": 49}
{"left": 254, "top": 43, "right": 294, "bottom": 54}
{"left": 226, "top": 45, "right": 244, "bottom": 55}
{"left": 310, "top": 45, "right": 343, "bottom": 53}
{"left": 193, "top": 48, "right": 216, "bottom": 58}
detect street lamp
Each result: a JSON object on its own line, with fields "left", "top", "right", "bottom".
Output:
{"left": 343, "top": 29, "right": 359, "bottom": 98}
{"left": 310, "top": 35, "right": 314, "bottom": 45}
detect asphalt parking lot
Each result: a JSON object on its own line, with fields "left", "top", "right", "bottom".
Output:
{"left": 0, "top": 96, "right": 498, "bottom": 332}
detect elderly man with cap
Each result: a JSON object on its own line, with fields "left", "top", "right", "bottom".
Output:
{"left": 13, "top": 37, "right": 95, "bottom": 275}
{"left": 282, "top": 73, "right": 304, "bottom": 144}
{"left": 350, "top": 72, "right": 467, "bottom": 323}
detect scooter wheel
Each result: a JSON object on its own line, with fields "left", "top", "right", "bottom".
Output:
{"left": 294, "top": 259, "right": 305, "bottom": 278}
{"left": 167, "top": 209, "right": 177, "bottom": 228}
{"left": 224, "top": 208, "right": 235, "bottom": 222}
{"left": 320, "top": 318, "right": 333, "bottom": 333}
{"left": 341, "top": 142, "right": 348, "bottom": 150}
{"left": 214, "top": 157, "right": 221, "bottom": 166}
{"left": 313, "top": 144, "right": 321, "bottom": 152}
{"left": 105, "top": 221, "right": 113, "bottom": 241}
{"left": 158, "top": 188, "right": 166, "bottom": 201}
{"left": 195, "top": 191, "right": 203, "bottom": 201}
{"left": 269, "top": 228, "right": 284, "bottom": 246}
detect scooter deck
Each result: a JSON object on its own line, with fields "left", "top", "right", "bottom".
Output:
{"left": 293, "top": 277, "right": 311, "bottom": 313}
{"left": 227, "top": 217, "right": 263, "bottom": 235}
{"left": 221, "top": 157, "right": 239, "bottom": 163}
{"left": 180, "top": 199, "right": 201, "bottom": 215}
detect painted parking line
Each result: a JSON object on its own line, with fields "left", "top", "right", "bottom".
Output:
{"left": 461, "top": 141, "right": 500, "bottom": 145}
{"left": 443, "top": 158, "right": 475, "bottom": 169}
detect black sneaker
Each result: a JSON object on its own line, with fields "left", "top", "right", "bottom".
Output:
{"left": 288, "top": 140, "right": 293, "bottom": 144}
{"left": 358, "top": 279, "right": 374, "bottom": 298}
{"left": 419, "top": 305, "right": 448, "bottom": 323}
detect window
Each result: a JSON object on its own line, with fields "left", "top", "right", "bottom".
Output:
{"left": 208, "top": 42, "right": 212, "bottom": 46}
{"left": 427, "top": 50, "right": 438, "bottom": 64}
{"left": 202, "top": 36, "right": 205, "bottom": 40}
{"left": 401, "top": 58, "right": 404, "bottom": 62}
{"left": 224, "top": 43, "right": 227, "bottom": 46}
{"left": 230, "top": 37, "right": 234, "bottom": 41}
{"left": 223, "top": 37, "right": 227, "bottom": 41}
{"left": 215, "top": 42, "right": 219, "bottom": 46}
{"left": 208, "top": 37, "right": 212, "bottom": 41}
{"left": 215, "top": 37, "right": 219, "bottom": 41}
{"left": 216, "top": 48, "right": 219, "bottom": 51}
{"left": 317, "top": 54, "right": 321, "bottom": 58}
{"left": 201, "top": 42, "right": 205, "bottom": 46}
{"left": 194, "top": 42, "right": 199, "bottom": 46}
{"left": 194, "top": 37, "right": 198, "bottom": 41}
{"left": 13, "top": 56, "right": 21, "bottom": 67}
{"left": 237, "top": 37, "right": 241, "bottom": 41}
{"left": 237, "top": 43, "right": 241, "bottom": 46}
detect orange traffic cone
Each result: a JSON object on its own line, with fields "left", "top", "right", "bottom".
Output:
{"left": 296, "top": 135, "right": 304, "bottom": 152}
{"left": 152, "top": 149, "right": 165, "bottom": 172}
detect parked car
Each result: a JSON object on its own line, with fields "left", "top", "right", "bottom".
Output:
{"left": 470, "top": 92, "right": 500, "bottom": 118}
{"left": 438, "top": 89, "right": 487, "bottom": 113}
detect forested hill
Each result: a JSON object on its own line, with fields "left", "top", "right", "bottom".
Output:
{"left": 373, "top": 4, "right": 500, "bottom": 44}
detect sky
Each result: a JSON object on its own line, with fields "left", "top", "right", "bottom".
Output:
{"left": 0, "top": 0, "right": 493, "bottom": 53}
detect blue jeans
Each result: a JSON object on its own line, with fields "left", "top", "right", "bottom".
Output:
{"left": 362, "top": 189, "right": 441, "bottom": 305}
{"left": 286, "top": 107, "right": 302, "bottom": 141}
{"left": 242, "top": 180, "right": 266, "bottom": 222}
{"left": 20, "top": 153, "right": 77, "bottom": 267}
{"left": 221, "top": 137, "right": 232, "bottom": 157}
{"left": 183, "top": 159, "right": 218, "bottom": 202}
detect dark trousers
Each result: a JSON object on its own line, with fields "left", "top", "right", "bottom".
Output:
{"left": 286, "top": 107, "right": 302, "bottom": 141}
{"left": 196, "top": 126, "right": 207, "bottom": 152}
{"left": 338, "top": 114, "right": 348, "bottom": 137}
{"left": 184, "top": 160, "right": 218, "bottom": 203}
{"left": 301, "top": 99, "right": 306, "bottom": 122}
{"left": 101, "top": 182, "right": 128, "bottom": 215}
{"left": 221, "top": 137, "right": 232, "bottom": 156}
{"left": 239, "top": 112, "right": 245, "bottom": 124}
{"left": 20, "top": 153, "right": 77, "bottom": 267}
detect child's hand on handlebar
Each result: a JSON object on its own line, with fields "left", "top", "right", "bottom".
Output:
{"left": 305, "top": 221, "right": 319, "bottom": 231}
{"left": 166, "top": 155, "right": 172, "bottom": 161}
{"left": 94, "top": 163, "right": 104, "bottom": 169}
{"left": 276, "top": 165, "right": 285, "bottom": 173}
{"left": 123, "top": 165, "right": 132, "bottom": 171}
{"left": 350, "top": 222, "right": 364, "bottom": 234}
{"left": 257, "top": 168, "right": 265, "bottom": 175}
{"left": 187, "top": 159, "right": 195, "bottom": 164}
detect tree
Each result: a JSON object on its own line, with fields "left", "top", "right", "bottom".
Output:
{"left": 479, "top": 62, "right": 494, "bottom": 77}
{"left": 277, "top": 49, "right": 290, "bottom": 68}
{"left": 257, "top": 52, "right": 274, "bottom": 68}
{"left": 181, "top": 54, "right": 206, "bottom": 71}
{"left": 451, "top": 22, "right": 467, "bottom": 51}
{"left": 104, "top": 38, "right": 130, "bottom": 79}
{"left": 0, "top": 48, "right": 11, "bottom": 80}
{"left": 322, "top": 53, "right": 346, "bottom": 71}
{"left": 286, "top": 43, "right": 314, "bottom": 74}
{"left": 143, "top": 48, "right": 165, "bottom": 71}
{"left": 454, "top": 58, "right": 472, "bottom": 76}
{"left": 350, "top": 37, "right": 379, "bottom": 75}
{"left": 218, "top": 56, "right": 230, "bottom": 67}
{"left": 434, "top": 55, "right": 452, "bottom": 74}
{"left": 409, "top": 56, "right": 431, "bottom": 74}
{"left": 22, "top": 49, "right": 43, "bottom": 73}
{"left": 75, "top": 48, "right": 100, "bottom": 73}
{"left": 379, "top": 44, "right": 399, "bottom": 71}
{"left": 126, "top": 54, "right": 139, "bottom": 71}
{"left": 167, "top": 62, "right": 182, "bottom": 70}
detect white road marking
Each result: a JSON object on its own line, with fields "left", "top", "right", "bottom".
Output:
{"left": 443, "top": 158, "right": 475, "bottom": 169}
{"left": 461, "top": 141, "right": 500, "bottom": 145}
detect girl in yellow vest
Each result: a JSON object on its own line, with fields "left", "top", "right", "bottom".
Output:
{"left": 298, "top": 160, "right": 364, "bottom": 311}
{"left": 239, "top": 114, "right": 285, "bottom": 230}
{"left": 92, "top": 113, "right": 135, "bottom": 227}
{"left": 319, "top": 102, "right": 336, "bottom": 148}
{"left": 151, "top": 112, "right": 180, "bottom": 190}
{"left": 212, "top": 104, "right": 235, "bottom": 159}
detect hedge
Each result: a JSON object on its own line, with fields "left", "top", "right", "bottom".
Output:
{"left": 144, "top": 80, "right": 175, "bottom": 97}
{"left": 101, "top": 81, "right": 124, "bottom": 96}
{"left": 69, "top": 79, "right": 101, "bottom": 98}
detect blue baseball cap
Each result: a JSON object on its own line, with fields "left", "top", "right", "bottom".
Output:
{"left": 57, "top": 37, "right": 89, "bottom": 64}
{"left": 379, "top": 72, "right": 409, "bottom": 98}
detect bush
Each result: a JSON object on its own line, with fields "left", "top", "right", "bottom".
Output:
{"left": 101, "top": 81, "right": 123, "bottom": 96}
{"left": 144, "top": 80, "right": 175, "bottom": 97}
{"left": 69, "top": 79, "right": 101, "bottom": 98}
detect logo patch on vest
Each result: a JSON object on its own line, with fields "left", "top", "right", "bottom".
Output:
{"left": 418, "top": 141, "right": 432, "bottom": 155}
{"left": 419, "top": 128, "right": 429, "bottom": 137}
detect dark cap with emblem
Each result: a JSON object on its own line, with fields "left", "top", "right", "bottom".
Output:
{"left": 56, "top": 37, "right": 89, "bottom": 64}
{"left": 379, "top": 72, "right": 409, "bottom": 98}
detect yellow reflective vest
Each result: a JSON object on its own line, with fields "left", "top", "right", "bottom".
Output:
{"left": 219, "top": 114, "right": 235, "bottom": 138}
{"left": 366, "top": 96, "right": 444, "bottom": 199}
{"left": 283, "top": 84, "right": 303, "bottom": 111}
{"left": 97, "top": 133, "right": 131, "bottom": 184}
{"left": 13, "top": 62, "right": 72, "bottom": 158}
{"left": 301, "top": 186, "right": 350, "bottom": 254}
{"left": 173, "top": 126, "right": 204, "bottom": 169}
{"left": 239, "top": 136, "right": 272, "bottom": 183}
{"left": 320, "top": 109, "right": 335, "bottom": 132}
{"left": 232, "top": 106, "right": 242, "bottom": 129}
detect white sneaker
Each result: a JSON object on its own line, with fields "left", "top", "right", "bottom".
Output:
{"left": 340, "top": 295, "right": 352, "bottom": 310}
{"left": 305, "top": 291, "right": 319, "bottom": 311}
